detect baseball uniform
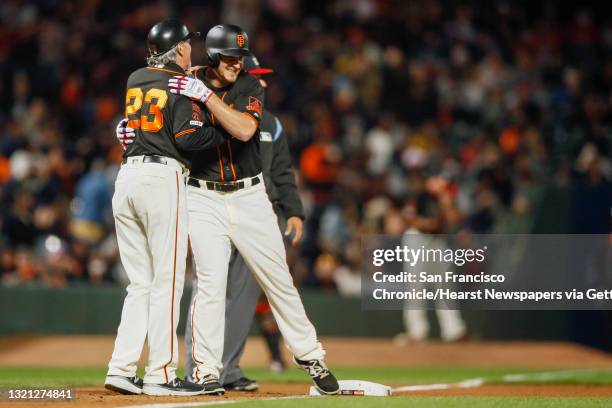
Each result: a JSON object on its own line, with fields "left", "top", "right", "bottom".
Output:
{"left": 108, "top": 62, "right": 226, "bottom": 386}
{"left": 184, "top": 109, "right": 305, "bottom": 384}
{"left": 185, "top": 69, "right": 325, "bottom": 381}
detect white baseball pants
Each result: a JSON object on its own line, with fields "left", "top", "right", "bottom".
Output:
{"left": 187, "top": 176, "right": 324, "bottom": 379}
{"left": 401, "top": 230, "right": 467, "bottom": 341}
{"left": 107, "top": 156, "right": 188, "bottom": 384}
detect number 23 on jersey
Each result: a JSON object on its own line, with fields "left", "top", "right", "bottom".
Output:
{"left": 125, "top": 88, "right": 168, "bottom": 132}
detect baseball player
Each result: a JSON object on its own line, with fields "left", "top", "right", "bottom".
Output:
{"left": 182, "top": 55, "right": 304, "bottom": 391}
{"left": 168, "top": 24, "right": 340, "bottom": 395}
{"left": 114, "top": 55, "right": 295, "bottom": 391}
{"left": 105, "top": 19, "right": 228, "bottom": 396}
{"left": 399, "top": 175, "right": 467, "bottom": 342}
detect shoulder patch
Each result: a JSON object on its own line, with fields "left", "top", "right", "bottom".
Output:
{"left": 246, "top": 96, "right": 262, "bottom": 119}
{"left": 260, "top": 131, "right": 273, "bottom": 142}
{"left": 191, "top": 103, "right": 202, "bottom": 121}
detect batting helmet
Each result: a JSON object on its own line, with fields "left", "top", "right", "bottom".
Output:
{"left": 205, "top": 24, "right": 251, "bottom": 67}
{"left": 147, "top": 19, "right": 200, "bottom": 58}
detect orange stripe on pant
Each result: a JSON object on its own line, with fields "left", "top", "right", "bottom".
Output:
{"left": 163, "top": 171, "right": 180, "bottom": 383}
{"left": 190, "top": 293, "right": 204, "bottom": 381}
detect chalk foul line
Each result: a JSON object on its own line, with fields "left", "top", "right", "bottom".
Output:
{"left": 391, "top": 377, "right": 485, "bottom": 393}
{"left": 121, "top": 369, "right": 612, "bottom": 407}
{"left": 392, "top": 368, "right": 611, "bottom": 393}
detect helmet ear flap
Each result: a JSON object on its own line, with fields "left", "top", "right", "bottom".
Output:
{"left": 207, "top": 51, "right": 220, "bottom": 67}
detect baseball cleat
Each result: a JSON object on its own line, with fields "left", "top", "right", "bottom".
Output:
{"left": 104, "top": 375, "right": 144, "bottom": 395}
{"left": 142, "top": 377, "right": 205, "bottom": 396}
{"left": 293, "top": 357, "right": 340, "bottom": 395}
{"left": 190, "top": 374, "right": 225, "bottom": 395}
{"left": 224, "top": 377, "right": 259, "bottom": 391}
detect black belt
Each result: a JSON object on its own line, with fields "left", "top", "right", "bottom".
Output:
{"left": 122, "top": 155, "right": 187, "bottom": 174}
{"left": 188, "top": 176, "right": 260, "bottom": 192}
{"left": 122, "top": 155, "right": 167, "bottom": 165}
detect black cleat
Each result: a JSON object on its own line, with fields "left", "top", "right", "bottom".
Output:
{"left": 104, "top": 375, "right": 143, "bottom": 395}
{"left": 192, "top": 374, "right": 225, "bottom": 395}
{"left": 143, "top": 377, "right": 204, "bottom": 396}
{"left": 293, "top": 357, "right": 340, "bottom": 395}
{"left": 224, "top": 377, "right": 259, "bottom": 391}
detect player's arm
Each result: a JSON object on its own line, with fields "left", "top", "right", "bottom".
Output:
{"left": 270, "top": 116, "right": 305, "bottom": 220}
{"left": 204, "top": 94, "right": 259, "bottom": 141}
{"left": 269, "top": 115, "right": 305, "bottom": 245}
{"left": 168, "top": 75, "right": 264, "bottom": 142}
{"left": 172, "top": 96, "right": 227, "bottom": 150}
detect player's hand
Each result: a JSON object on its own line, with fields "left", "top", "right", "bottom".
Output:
{"left": 285, "top": 216, "right": 304, "bottom": 246}
{"left": 168, "top": 75, "right": 213, "bottom": 103}
{"left": 116, "top": 118, "right": 135, "bottom": 151}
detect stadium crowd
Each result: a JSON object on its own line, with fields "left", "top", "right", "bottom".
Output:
{"left": 1, "top": 0, "right": 611, "bottom": 290}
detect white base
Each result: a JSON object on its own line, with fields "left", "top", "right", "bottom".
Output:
{"left": 309, "top": 380, "right": 391, "bottom": 397}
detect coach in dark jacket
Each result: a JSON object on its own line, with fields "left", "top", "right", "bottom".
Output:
{"left": 259, "top": 109, "right": 305, "bottom": 223}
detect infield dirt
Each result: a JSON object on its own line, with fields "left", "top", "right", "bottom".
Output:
{"left": 1, "top": 336, "right": 612, "bottom": 407}
{"left": 1, "top": 336, "right": 611, "bottom": 368}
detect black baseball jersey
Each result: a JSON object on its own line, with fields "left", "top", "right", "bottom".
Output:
{"left": 123, "top": 63, "right": 227, "bottom": 168}
{"left": 188, "top": 69, "right": 264, "bottom": 181}
{"left": 259, "top": 110, "right": 305, "bottom": 220}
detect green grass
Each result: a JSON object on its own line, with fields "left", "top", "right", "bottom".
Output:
{"left": 227, "top": 397, "right": 612, "bottom": 408}
{"left": 1, "top": 366, "right": 612, "bottom": 407}
{"left": 1, "top": 366, "right": 612, "bottom": 388}
{"left": 0, "top": 366, "right": 549, "bottom": 387}
{"left": 0, "top": 367, "right": 106, "bottom": 387}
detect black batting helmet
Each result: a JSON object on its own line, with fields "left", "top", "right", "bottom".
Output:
{"left": 147, "top": 19, "right": 200, "bottom": 58}
{"left": 205, "top": 24, "right": 251, "bottom": 67}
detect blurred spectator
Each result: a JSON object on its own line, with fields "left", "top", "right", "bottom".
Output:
{"left": 1, "top": 0, "right": 611, "bottom": 288}
{"left": 70, "top": 159, "right": 111, "bottom": 244}
{"left": 2, "top": 187, "right": 37, "bottom": 247}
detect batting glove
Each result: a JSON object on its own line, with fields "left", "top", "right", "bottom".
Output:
{"left": 168, "top": 75, "right": 213, "bottom": 103}
{"left": 116, "top": 118, "right": 135, "bottom": 151}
